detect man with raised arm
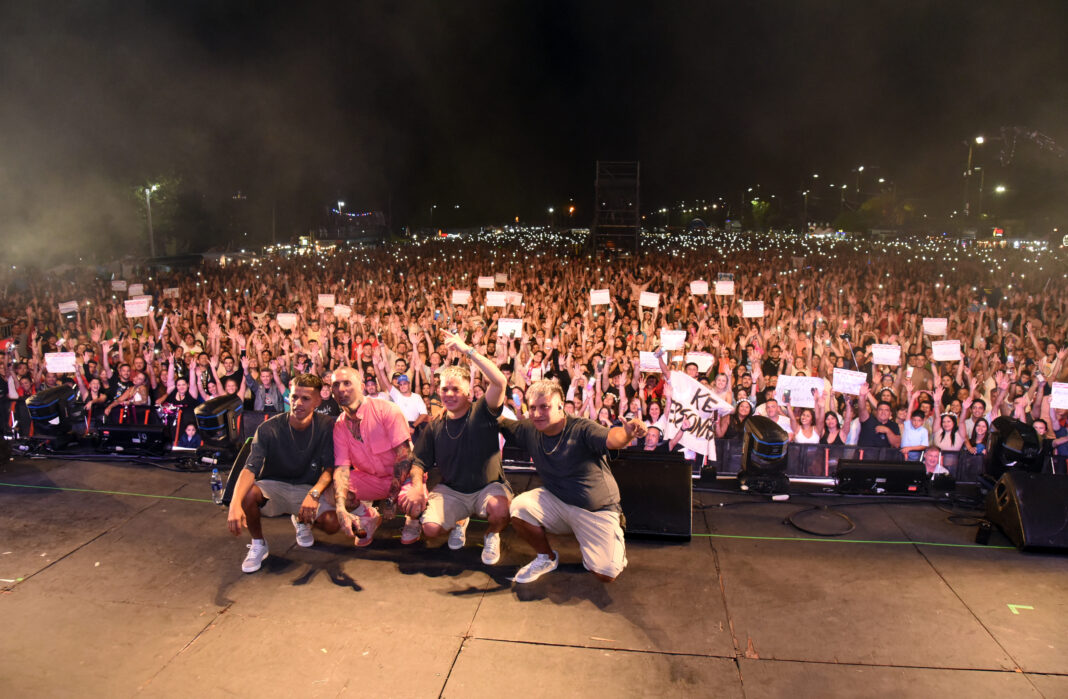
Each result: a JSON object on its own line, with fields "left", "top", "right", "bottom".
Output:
{"left": 499, "top": 378, "right": 647, "bottom": 583}
{"left": 331, "top": 366, "right": 425, "bottom": 547}
{"left": 411, "top": 332, "right": 510, "bottom": 564}
{"left": 226, "top": 373, "right": 339, "bottom": 573}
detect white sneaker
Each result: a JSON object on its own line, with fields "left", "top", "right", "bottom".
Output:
{"left": 241, "top": 539, "right": 269, "bottom": 573}
{"left": 448, "top": 518, "right": 469, "bottom": 550}
{"left": 513, "top": 551, "right": 559, "bottom": 583}
{"left": 355, "top": 506, "right": 381, "bottom": 548}
{"left": 400, "top": 517, "right": 422, "bottom": 545}
{"left": 481, "top": 531, "right": 501, "bottom": 565}
{"left": 291, "top": 515, "right": 315, "bottom": 548}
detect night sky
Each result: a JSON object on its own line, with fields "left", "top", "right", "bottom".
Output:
{"left": 2, "top": 1, "right": 1067, "bottom": 264}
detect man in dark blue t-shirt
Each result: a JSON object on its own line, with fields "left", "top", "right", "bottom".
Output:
{"left": 857, "top": 383, "right": 901, "bottom": 450}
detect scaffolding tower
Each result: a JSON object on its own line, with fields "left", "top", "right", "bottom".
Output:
{"left": 592, "top": 161, "right": 640, "bottom": 253}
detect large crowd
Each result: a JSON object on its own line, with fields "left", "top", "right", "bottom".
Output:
{"left": 3, "top": 229, "right": 1067, "bottom": 469}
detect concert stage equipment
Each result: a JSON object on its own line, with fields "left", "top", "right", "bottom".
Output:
{"left": 194, "top": 394, "right": 243, "bottom": 451}
{"left": 835, "top": 460, "right": 928, "bottom": 495}
{"left": 98, "top": 424, "right": 167, "bottom": 454}
{"left": 25, "top": 385, "right": 83, "bottom": 448}
{"left": 986, "top": 417, "right": 1042, "bottom": 482}
{"left": 739, "top": 416, "right": 790, "bottom": 493}
{"left": 985, "top": 471, "right": 1068, "bottom": 552}
{"left": 611, "top": 450, "right": 692, "bottom": 540}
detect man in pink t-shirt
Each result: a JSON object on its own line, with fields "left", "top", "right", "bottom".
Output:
{"left": 330, "top": 367, "right": 427, "bottom": 547}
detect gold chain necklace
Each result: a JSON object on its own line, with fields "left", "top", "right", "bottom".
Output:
{"left": 540, "top": 426, "right": 566, "bottom": 456}
{"left": 444, "top": 414, "right": 467, "bottom": 440}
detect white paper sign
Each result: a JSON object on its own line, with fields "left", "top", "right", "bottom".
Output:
{"left": 58, "top": 301, "right": 78, "bottom": 314}
{"left": 664, "top": 371, "right": 733, "bottom": 458}
{"left": 715, "top": 280, "right": 735, "bottom": 296}
{"left": 494, "top": 272, "right": 508, "bottom": 284}
{"left": 742, "top": 301, "right": 765, "bottom": 318}
{"left": 638, "top": 351, "right": 662, "bottom": 373}
{"left": 590, "top": 289, "right": 611, "bottom": 306}
{"left": 639, "top": 291, "right": 660, "bottom": 308}
{"left": 333, "top": 304, "right": 352, "bottom": 319}
{"left": 690, "top": 280, "right": 709, "bottom": 295}
{"left": 276, "top": 313, "right": 298, "bottom": 330}
{"left": 923, "top": 318, "right": 948, "bottom": 335}
{"left": 45, "top": 352, "right": 78, "bottom": 374}
{"left": 685, "top": 352, "right": 715, "bottom": 373}
{"left": 791, "top": 256, "right": 805, "bottom": 268}
{"left": 505, "top": 291, "right": 522, "bottom": 306}
{"left": 163, "top": 287, "right": 180, "bottom": 299}
{"left": 111, "top": 280, "right": 127, "bottom": 291}
{"left": 317, "top": 294, "right": 336, "bottom": 308}
{"left": 931, "top": 340, "right": 962, "bottom": 362}
{"left": 832, "top": 368, "right": 868, "bottom": 396}
{"left": 451, "top": 290, "right": 471, "bottom": 305}
{"left": 124, "top": 298, "right": 150, "bottom": 318}
{"left": 871, "top": 344, "right": 902, "bottom": 366}
{"left": 477, "top": 276, "right": 495, "bottom": 289}
{"left": 1051, "top": 383, "right": 1068, "bottom": 410}
{"left": 127, "top": 283, "right": 144, "bottom": 297}
{"left": 486, "top": 291, "right": 507, "bottom": 307}
{"left": 775, "top": 374, "right": 825, "bottom": 408}
{"left": 660, "top": 329, "right": 687, "bottom": 351}
{"left": 497, "top": 318, "right": 523, "bottom": 338}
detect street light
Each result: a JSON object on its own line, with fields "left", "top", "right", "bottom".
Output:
{"left": 964, "top": 135, "right": 985, "bottom": 216}
{"left": 995, "top": 184, "right": 1006, "bottom": 193}
{"left": 144, "top": 183, "right": 160, "bottom": 258}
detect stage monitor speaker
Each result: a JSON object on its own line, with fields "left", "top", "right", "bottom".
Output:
{"left": 194, "top": 393, "right": 244, "bottom": 450}
{"left": 221, "top": 438, "right": 253, "bottom": 506}
{"left": 836, "top": 460, "right": 927, "bottom": 495}
{"left": 610, "top": 450, "right": 692, "bottom": 540}
{"left": 985, "top": 471, "right": 1068, "bottom": 552}
{"left": 99, "top": 424, "right": 166, "bottom": 454}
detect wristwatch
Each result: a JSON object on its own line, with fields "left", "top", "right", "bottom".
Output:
{"left": 309, "top": 488, "right": 321, "bottom": 501}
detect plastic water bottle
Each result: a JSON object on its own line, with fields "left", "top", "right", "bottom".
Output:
{"left": 210, "top": 468, "right": 224, "bottom": 505}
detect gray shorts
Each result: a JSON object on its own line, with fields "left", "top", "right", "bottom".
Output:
{"left": 256, "top": 479, "right": 335, "bottom": 518}
{"left": 421, "top": 481, "right": 512, "bottom": 530}
{"left": 510, "top": 487, "right": 627, "bottom": 578}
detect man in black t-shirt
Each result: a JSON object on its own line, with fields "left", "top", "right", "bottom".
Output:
{"left": 226, "top": 374, "right": 339, "bottom": 573}
{"left": 856, "top": 383, "right": 901, "bottom": 450}
{"left": 499, "top": 379, "right": 647, "bottom": 584}
{"left": 413, "top": 333, "right": 510, "bottom": 565}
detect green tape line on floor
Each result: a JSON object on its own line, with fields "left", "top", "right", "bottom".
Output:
{"left": 692, "top": 532, "right": 1014, "bottom": 549}
{"left": 0, "top": 482, "right": 213, "bottom": 503}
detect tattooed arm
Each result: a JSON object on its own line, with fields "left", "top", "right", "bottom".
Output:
{"left": 393, "top": 441, "right": 426, "bottom": 518}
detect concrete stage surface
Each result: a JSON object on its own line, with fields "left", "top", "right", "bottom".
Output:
{"left": 1, "top": 455, "right": 1066, "bottom": 698}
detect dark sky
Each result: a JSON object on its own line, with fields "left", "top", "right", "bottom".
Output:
{"left": 2, "top": 1, "right": 1067, "bottom": 263}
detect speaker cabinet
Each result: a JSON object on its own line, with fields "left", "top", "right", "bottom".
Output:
{"left": 985, "top": 471, "right": 1068, "bottom": 552}
{"left": 611, "top": 450, "right": 692, "bottom": 540}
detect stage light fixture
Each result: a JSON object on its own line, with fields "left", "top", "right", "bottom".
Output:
{"left": 739, "top": 415, "right": 790, "bottom": 493}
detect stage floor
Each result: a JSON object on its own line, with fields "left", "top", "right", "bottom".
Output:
{"left": 1, "top": 455, "right": 1066, "bottom": 698}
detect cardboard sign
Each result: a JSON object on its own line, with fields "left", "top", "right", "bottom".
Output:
{"left": 494, "top": 272, "right": 508, "bottom": 284}
{"left": 931, "top": 339, "right": 962, "bottom": 362}
{"left": 664, "top": 371, "right": 733, "bottom": 458}
{"left": 163, "top": 287, "right": 180, "bottom": 299}
{"left": 111, "top": 280, "right": 127, "bottom": 292}
{"left": 638, "top": 351, "right": 662, "bottom": 373}
{"left": 832, "top": 368, "right": 868, "bottom": 396}
{"left": 58, "top": 301, "right": 78, "bottom": 315}
{"left": 276, "top": 313, "right": 298, "bottom": 330}
{"left": 451, "top": 290, "right": 471, "bottom": 305}
{"left": 639, "top": 291, "right": 660, "bottom": 308}
{"left": 486, "top": 291, "right": 507, "bottom": 307}
{"left": 1051, "top": 382, "right": 1068, "bottom": 410}
{"left": 871, "top": 344, "right": 902, "bottom": 366}
{"left": 504, "top": 291, "right": 522, "bottom": 306}
{"left": 685, "top": 352, "right": 715, "bottom": 373}
{"left": 715, "top": 280, "right": 735, "bottom": 296}
{"left": 716, "top": 272, "right": 735, "bottom": 282}
{"left": 497, "top": 318, "right": 523, "bottom": 338}
{"left": 590, "top": 289, "right": 611, "bottom": 306}
{"left": 775, "top": 374, "right": 825, "bottom": 409}
{"left": 333, "top": 304, "right": 352, "bottom": 319}
{"left": 742, "top": 301, "right": 765, "bottom": 318}
{"left": 690, "top": 280, "right": 709, "bottom": 295}
{"left": 124, "top": 298, "right": 151, "bottom": 318}
{"left": 477, "top": 276, "right": 495, "bottom": 289}
{"left": 44, "top": 352, "right": 77, "bottom": 374}
{"left": 660, "top": 329, "right": 687, "bottom": 351}
{"left": 317, "top": 294, "right": 336, "bottom": 308}
{"left": 128, "top": 283, "right": 144, "bottom": 297}
{"left": 923, "top": 318, "right": 948, "bottom": 335}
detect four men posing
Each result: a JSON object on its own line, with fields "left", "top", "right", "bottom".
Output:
{"left": 227, "top": 332, "right": 642, "bottom": 584}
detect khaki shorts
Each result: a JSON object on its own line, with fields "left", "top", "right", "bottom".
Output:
{"left": 257, "top": 479, "right": 335, "bottom": 518}
{"left": 510, "top": 487, "right": 627, "bottom": 578}
{"left": 422, "top": 481, "right": 512, "bottom": 530}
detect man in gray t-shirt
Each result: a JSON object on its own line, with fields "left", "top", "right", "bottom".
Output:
{"left": 499, "top": 379, "right": 646, "bottom": 584}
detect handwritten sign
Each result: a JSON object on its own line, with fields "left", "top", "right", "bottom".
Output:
{"left": 128, "top": 283, "right": 144, "bottom": 297}
{"left": 333, "top": 304, "right": 352, "bottom": 319}
{"left": 163, "top": 287, "right": 180, "bottom": 299}
{"left": 486, "top": 291, "right": 507, "bottom": 307}
{"left": 494, "top": 272, "right": 508, "bottom": 284}
{"left": 931, "top": 340, "right": 962, "bottom": 362}
{"left": 717, "top": 272, "right": 735, "bottom": 282}
{"left": 477, "top": 276, "right": 495, "bottom": 289}
{"left": 742, "top": 301, "right": 764, "bottom": 318}
{"left": 638, "top": 351, "right": 662, "bottom": 373}
{"left": 660, "top": 329, "right": 687, "bottom": 351}
{"left": 1051, "top": 383, "right": 1068, "bottom": 410}
{"left": 639, "top": 291, "right": 660, "bottom": 308}
{"left": 497, "top": 318, "right": 523, "bottom": 338}
{"left": 111, "top": 280, "right": 127, "bottom": 292}
{"left": 276, "top": 313, "right": 298, "bottom": 330}
{"left": 923, "top": 318, "right": 948, "bottom": 335}
{"left": 833, "top": 368, "right": 868, "bottom": 396}
{"left": 715, "top": 280, "right": 735, "bottom": 296}
{"left": 44, "top": 352, "right": 77, "bottom": 374}
{"left": 58, "top": 301, "right": 78, "bottom": 315}
{"left": 590, "top": 289, "right": 611, "bottom": 306}
{"left": 685, "top": 352, "right": 715, "bottom": 373}
{"left": 664, "top": 371, "right": 733, "bottom": 457}
{"left": 871, "top": 344, "right": 902, "bottom": 366}
{"left": 317, "top": 294, "right": 336, "bottom": 308}
{"left": 451, "top": 290, "right": 471, "bottom": 305}
{"left": 505, "top": 291, "right": 522, "bottom": 306}
{"left": 124, "top": 298, "right": 150, "bottom": 318}
{"left": 775, "top": 374, "right": 825, "bottom": 408}
{"left": 690, "top": 280, "right": 708, "bottom": 295}
{"left": 792, "top": 256, "right": 805, "bottom": 268}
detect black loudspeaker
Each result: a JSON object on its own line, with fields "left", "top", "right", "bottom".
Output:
{"left": 99, "top": 424, "right": 167, "bottom": 454}
{"left": 985, "top": 471, "right": 1068, "bottom": 552}
{"left": 222, "top": 438, "right": 253, "bottom": 506}
{"left": 836, "top": 460, "right": 928, "bottom": 495}
{"left": 987, "top": 417, "right": 1042, "bottom": 481}
{"left": 610, "top": 450, "right": 692, "bottom": 540}
{"left": 194, "top": 393, "right": 243, "bottom": 450}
